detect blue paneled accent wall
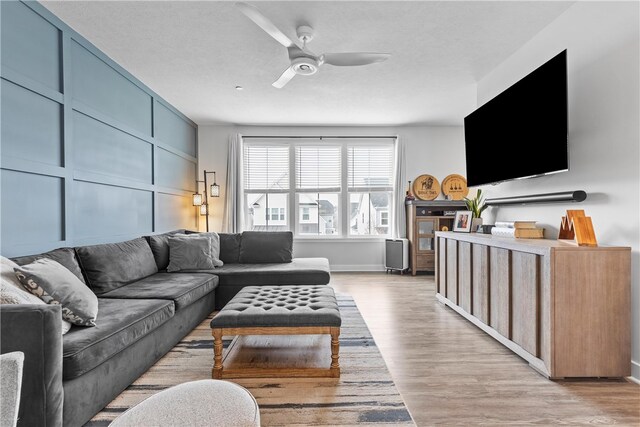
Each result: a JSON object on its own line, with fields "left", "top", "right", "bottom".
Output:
{"left": 0, "top": 1, "right": 198, "bottom": 257}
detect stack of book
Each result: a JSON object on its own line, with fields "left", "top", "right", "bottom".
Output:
{"left": 491, "top": 221, "right": 544, "bottom": 238}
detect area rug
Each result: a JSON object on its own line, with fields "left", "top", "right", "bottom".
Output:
{"left": 85, "top": 294, "right": 415, "bottom": 426}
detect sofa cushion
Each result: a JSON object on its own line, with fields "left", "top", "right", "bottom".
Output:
{"left": 99, "top": 273, "right": 219, "bottom": 311}
{"left": 11, "top": 247, "right": 86, "bottom": 285}
{"left": 144, "top": 230, "right": 186, "bottom": 270}
{"left": 75, "top": 238, "right": 158, "bottom": 295}
{"left": 239, "top": 231, "right": 293, "bottom": 263}
{"left": 212, "top": 258, "right": 330, "bottom": 287}
{"left": 219, "top": 233, "right": 241, "bottom": 264}
{"left": 62, "top": 298, "right": 174, "bottom": 380}
{"left": 167, "top": 234, "right": 223, "bottom": 272}
{"left": 14, "top": 258, "right": 99, "bottom": 326}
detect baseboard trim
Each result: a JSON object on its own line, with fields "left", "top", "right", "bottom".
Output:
{"left": 330, "top": 264, "right": 385, "bottom": 272}
{"left": 630, "top": 360, "right": 640, "bottom": 384}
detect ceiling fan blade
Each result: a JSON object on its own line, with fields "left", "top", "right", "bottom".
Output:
{"left": 320, "top": 52, "right": 390, "bottom": 66}
{"left": 236, "top": 2, "right": 297, "bottom": 48}
{"left": 272, "top": 67, "right": 296, "bottom": 89}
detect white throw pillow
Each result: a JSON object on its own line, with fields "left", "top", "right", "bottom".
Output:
{"left": 1, "top": 256, "right": 72, "bottom": 334}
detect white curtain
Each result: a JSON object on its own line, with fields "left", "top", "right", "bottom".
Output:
{"left": 393, "top": 136, "right": 407, "bottom": 238}
{"left": 222, "top": 133, "right": 244, "bottom": 232}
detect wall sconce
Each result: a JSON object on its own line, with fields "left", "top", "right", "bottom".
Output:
{"left": 192, "top": 192, "right": 203, "bottom": 206}
{"left": 210, "top": 172, "right": 220, "bottom": 198}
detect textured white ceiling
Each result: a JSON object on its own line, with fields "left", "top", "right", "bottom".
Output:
{"left": 41, "top": 1, "right": 573, "bottom": 126}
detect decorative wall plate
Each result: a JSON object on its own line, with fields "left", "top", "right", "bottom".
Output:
{"left": 413, "top": 174, "right": 440, "bottom": 201}
{"left": 441, "top": 174, "right": 469, "bottom": 200}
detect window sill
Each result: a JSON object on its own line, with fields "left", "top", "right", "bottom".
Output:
{"left": 294, "top": 237, "right": 388, "bottom": 243}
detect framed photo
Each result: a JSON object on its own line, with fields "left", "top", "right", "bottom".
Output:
{"left": 453, "top": 210, "right": 473, "bottom": 233}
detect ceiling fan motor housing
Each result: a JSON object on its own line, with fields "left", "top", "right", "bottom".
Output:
{"left": 291, "top": 57, "right": 319, "bottom": 75}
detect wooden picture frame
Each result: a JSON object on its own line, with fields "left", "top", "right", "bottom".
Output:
{"left": 453, "top": 210, "right": 473, "bottom": 232}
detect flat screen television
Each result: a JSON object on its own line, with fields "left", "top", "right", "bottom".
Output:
{"left": 464, "top": 50, "right": 568, "bottom": 187}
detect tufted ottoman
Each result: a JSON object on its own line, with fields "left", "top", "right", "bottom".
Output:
{"left": 210, "top": 285, "right": 341, "bottom": 379}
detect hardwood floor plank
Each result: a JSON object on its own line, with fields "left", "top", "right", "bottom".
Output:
{"left": 330, "top": 272, "right": 639, "bottom": 426}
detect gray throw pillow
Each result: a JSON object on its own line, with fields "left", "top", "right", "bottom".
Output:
{"left": 167, "top": 235, "right": 221, "bottom": 272}
{"left": 239, "top": 231, "right": 293, "bottom": 263}
{"left": 14, "top": 258, "right": 99, "bottom": 327}
{"left": 75, "top": 238, "right": 158, "bottom": 295}
{"left": 219, "top": 233, "right": 241, "bottom": 264}
{"left": 144, "top": 229, "right": 187, "bottom": 270}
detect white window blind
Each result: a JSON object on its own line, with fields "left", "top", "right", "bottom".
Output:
{"left": 295, "top": 146, "right": 341, "bottom": 192}
{"left": 347, "top": 145, "right": 394, "bottom": 191}
{"left": 243, "top": 145, "right": 289, "bottom": 191}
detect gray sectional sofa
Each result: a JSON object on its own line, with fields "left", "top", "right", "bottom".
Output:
{"left": 0, "top": 230, "right": 330, "bottom": 427}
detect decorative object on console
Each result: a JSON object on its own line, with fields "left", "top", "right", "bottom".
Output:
{"left": 492, "top": 226, "right": 544, "bottom": 238}
{"left": 559, "top": 209, "right": 597, "bottom": 246}
{"left": 413, "top": 174, "right": 440, "bottom": 201}
{"left": 441, "top": 174, "right": 468, "bottom": 200}
{"left": 405, "top": 180, "right": 415, "bottom": 201}
{"left": 453, "top": 210, "right": 473, "bottom": 233}
{"left": 479, "top": 224, "right": 494, "bottom": 234}
{"left": 492, "top": 220, "right": 544, "bottom": 238}
{"left": 464, "top": 188, "right": 488, "bottom": 231}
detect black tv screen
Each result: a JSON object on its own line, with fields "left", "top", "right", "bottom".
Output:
{"left": 464, "top": 50, "right": 568, "bottom": 187}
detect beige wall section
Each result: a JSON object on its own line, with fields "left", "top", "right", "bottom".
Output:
{"left": 474, "top": 1, "right": 640, "bottom": 380}
{"left": 197, "top": 124, "right": 465, "bottom": 271}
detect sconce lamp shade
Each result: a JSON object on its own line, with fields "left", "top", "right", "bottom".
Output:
{"left": 210, "top": 172, "right": 220, "bottom": 197}
{"left": 199, "top": 204, "right": 208, "bottom": 216}
{"left": 210, "top": 183, "right": 220, "bottom": 197}
{"left": 192, "top": 193, "right": 203, "bottom": 206}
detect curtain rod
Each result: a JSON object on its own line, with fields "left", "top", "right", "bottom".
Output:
{"left": 240, "top": 135, "right": 397, "bottom": 139}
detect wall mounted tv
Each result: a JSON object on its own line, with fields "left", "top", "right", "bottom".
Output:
{"left": 464, "top": 50, "right": 568, "bottom": 187}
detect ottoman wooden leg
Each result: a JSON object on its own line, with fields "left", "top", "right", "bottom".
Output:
{"left": 212, "top": 328, "right": 224, "bottom": 379}
{"left": 330, "top": 327, "right": 340, "bottom": 378}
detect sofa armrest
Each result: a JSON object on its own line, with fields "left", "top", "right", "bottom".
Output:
{"left": 0, "top": 304, "right": 63, "bottom": 427}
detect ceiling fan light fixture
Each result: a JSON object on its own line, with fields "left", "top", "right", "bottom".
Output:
{"left": 291, "top": 57, "right": 318, "bottom": 75}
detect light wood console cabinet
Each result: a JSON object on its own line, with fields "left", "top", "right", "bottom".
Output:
{"left": 435, "top": 231, "right": 631, "bottom": 379}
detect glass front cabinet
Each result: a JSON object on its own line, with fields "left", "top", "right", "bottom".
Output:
{"left": 406, "top": 201, "right": 466, "bottom": 275}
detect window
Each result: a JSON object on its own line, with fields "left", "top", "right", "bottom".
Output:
{"left": 380, "top": 211, "right": 389, "bottom": 226}
{"left": 243, "top": 145, "right": 289, "bottom": 231}
{"left": 347, "top": 144, "right": 394, "bottom": 236}
{"left": 243, "top": 138, "right": 395, "bottom": 237}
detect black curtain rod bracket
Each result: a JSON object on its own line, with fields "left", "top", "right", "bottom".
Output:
{"left": 485, "top": 190, "right": 587, "bottom": 206}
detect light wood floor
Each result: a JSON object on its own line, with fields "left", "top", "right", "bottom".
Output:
{"left": 330, "top": 272, "right": 640, "bottom": 426}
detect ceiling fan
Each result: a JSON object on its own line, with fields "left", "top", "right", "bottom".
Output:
{"left": 236, "top": 2, "right": 391, "bottom": 88}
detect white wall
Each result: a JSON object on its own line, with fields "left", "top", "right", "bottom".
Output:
{"left": 198, "top": 124, "right": 465, "bottom": 270}
{"left": 474, "top": 1, "right": 639, "bottom": 380}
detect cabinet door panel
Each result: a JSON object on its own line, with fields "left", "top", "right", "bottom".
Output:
{"left": 459, "top": 241, "right": 472, "bottom": 313}
{"left": 438, "top": 237, "right": 446, "bottom": 294}
{"left": 490, "top": 247, "right": 511, "bottom": 337}
{"left": 472, "top": 244, "right": 489, "bottom": 323}
{"left": 446, "top": 240, "right": 458, "bottom": 303}
{"left": 512, "top": 251, "right": 540, "bottom": 356}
